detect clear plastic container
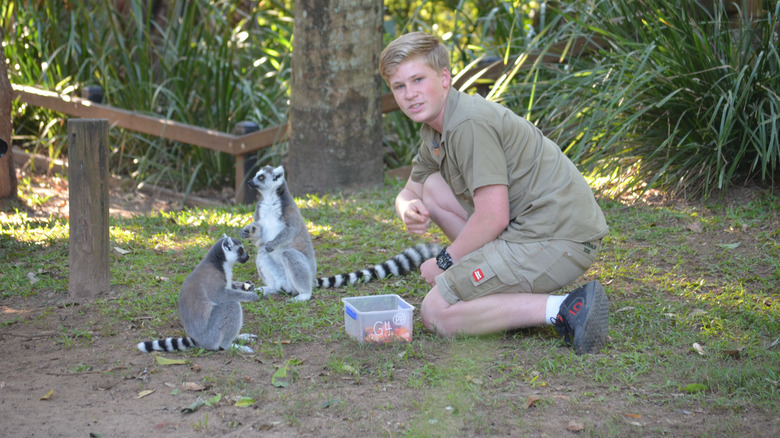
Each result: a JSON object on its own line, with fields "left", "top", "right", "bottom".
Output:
{"left": 341, "top": 294, "right": 414, "bottom": 344}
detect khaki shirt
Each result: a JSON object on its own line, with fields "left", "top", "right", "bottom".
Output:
{"left": 410, "top": 88, "right": 608, "bottom": 243}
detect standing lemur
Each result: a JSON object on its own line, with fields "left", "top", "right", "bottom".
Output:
{"left": 240, "top": 165, "right": 440, "bottom": 301}
{"left": 137, "top": 235, "right": 259, "bottom": 353}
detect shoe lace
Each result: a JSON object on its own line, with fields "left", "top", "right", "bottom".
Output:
{"left": 550, "top": 314, "right": 573, "bottom": 344}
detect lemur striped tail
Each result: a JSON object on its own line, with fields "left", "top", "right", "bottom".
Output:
{"left": 137, "top": 337, "right": 196, "bottom": 353}
{"left": 316, "top": 243, "right": 441, "bottom": 288}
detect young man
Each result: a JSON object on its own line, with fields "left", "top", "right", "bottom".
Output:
{"left": 379, "top": 32, "right": 610, "bottom": 355}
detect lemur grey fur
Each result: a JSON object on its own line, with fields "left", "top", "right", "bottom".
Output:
{"left": 240, "top": 166, "right": 440, "bottom": 299}
{"left": 136, "top": 235, "right": 259, "bottom": 353}
{"left": 239, "top": 165, "right": 318, "bottom": 301}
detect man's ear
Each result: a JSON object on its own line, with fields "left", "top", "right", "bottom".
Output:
{"left": 441, "top": 68, "right": 452, "bottom": 88}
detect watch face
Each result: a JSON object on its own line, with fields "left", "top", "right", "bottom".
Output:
{"left": 436, "top": 250, "right": 452, "bottom": 270}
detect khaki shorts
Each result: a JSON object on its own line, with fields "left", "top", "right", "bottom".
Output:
{"left": 436, "top": 239, "right": 602, "bottom": 304}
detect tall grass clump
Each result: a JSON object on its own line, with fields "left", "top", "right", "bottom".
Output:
{"left": 493, "top": 0, "right": 780, "bottom": 197}
{"left": 2, "top": 0, "right": 293, "bottom": 190}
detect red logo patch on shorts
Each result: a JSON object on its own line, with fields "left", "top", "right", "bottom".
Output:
{"left": 472, "top": 268, "right": 485, "bottom": 283}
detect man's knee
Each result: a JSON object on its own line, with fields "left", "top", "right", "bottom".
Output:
{"left": 421, "top": 288, "right": 453, "bottom": 336}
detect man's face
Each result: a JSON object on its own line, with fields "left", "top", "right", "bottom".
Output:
{"left": 387, "top": 57, "right": 450, "bottom": 132}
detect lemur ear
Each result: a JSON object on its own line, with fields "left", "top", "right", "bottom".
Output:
{"left": 222, "top": 236, "right": 234, "bottom": 251}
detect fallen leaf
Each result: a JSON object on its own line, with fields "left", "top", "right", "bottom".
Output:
{"left": 342, "top": 364, "right": 359, "bottom": 377}
{"left": 155, "top": 355, "right": 188, "bottom": 366}
{"left": 204, "top": 393, "right": 221, "bottom": 406}
{"left": 181, "top": 397, "right": 206, "bottom": 414}
{"left": 615, "top": 306, "right": 635, "bottom": 313}
{"left": 163, "top": 382, "right": 176, "bottom": 388}
{"left": 272, "top": 358, "right": 302, "bottom": 388}
{"left": 692, "top": 342, "right": 706, "bottom": 356}
{"left": 567, "top": 420, "right": 585, "bottom": 432}
{"left": 721, "top": 347, "right": 744, "bottom": 359}
{"left": 40, "top": 389, "right": 54, "bottom": 400}
{"left": 717, "top": 242, "right": 741, "bottom": 250}
{"left": 235, "top": 396, "right": 255, "bottom": 407}
{"left": 524, "top": 395, "right": 541, "bottom": 409}
{"left": 155, "top": 276, "right": 170, "bottom": 282}
{"left": 136, "top": 389, "right": 155, "bottom": 399}
{"left": 113, "top": 246, "right": 131, "bottom": 255}
{"left": 625, "top": 413, "right": 642, "bottom": 419}
{"left": 686, "top": 222, "right": 703, "bottom": 233}
{"left": 182, "top": 382, "right": 206, "bottom": 392}
{"left": 27, "top": 272, "right": 39, "bottom": 285}
{"left": 321, "top": 399, "right": 341, "bottom": 408}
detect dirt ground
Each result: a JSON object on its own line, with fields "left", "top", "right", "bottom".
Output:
{"left": 1, "top": 164, "right": 777, "bottom": 437}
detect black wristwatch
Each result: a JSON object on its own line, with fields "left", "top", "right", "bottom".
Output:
{"left": 436, "top": 247, "right": 453, "bottom": 270}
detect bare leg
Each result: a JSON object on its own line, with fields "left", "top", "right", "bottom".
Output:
{"left": 421, "top": 172, "right": 468, "bottom": 241}
{"left": 420, "top": 285, "right": 548, "bottom": 337}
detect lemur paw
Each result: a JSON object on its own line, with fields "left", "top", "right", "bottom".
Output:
{"left": 289, "top": 293, "right": 312, "bottom": 302}
{"left": 232, "top": 281, "right": 254, "bottom": 291}
{"left": 240, "top": 223, "right": 262, "bottom": 244}
{"left": 230, "top": 344, "right": 254, "bottom": 354}
{"left": 257, "top": 287, "right": 281, "bottom": 297}
{"left": 236, "top": 333, "right": 258, "bottom": 342}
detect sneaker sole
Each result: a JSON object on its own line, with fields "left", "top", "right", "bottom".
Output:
{"left": 573, "top": 281, "right": 609, "bottom": 355}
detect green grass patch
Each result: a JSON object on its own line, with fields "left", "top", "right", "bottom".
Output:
{"left": 1, "top": 183, "right": 779, "bottom": 434}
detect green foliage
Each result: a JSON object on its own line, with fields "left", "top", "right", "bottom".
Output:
{"left": 495, "top": 0, "right": 780, "bottom": 197}
{"left": 3, "top": 0, "right": 292, "bottom": 190}
{"left": 4, "top": 0, "right": 779, "bottom": 197}
{"left": 387, "top": 0, "right": 780, "bottom": 197}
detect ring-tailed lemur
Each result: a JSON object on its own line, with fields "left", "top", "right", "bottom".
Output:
{"left": 239, "top": 165, "right": 440, "bottom": 300}
{"left": 239, "top": 165, "right": 318, "bottom": 301}
{"left": 136, "top": 235, "right": 259, "bottom": 353}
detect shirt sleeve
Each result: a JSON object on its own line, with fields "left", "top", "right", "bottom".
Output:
{"left": 410, "top": 138, "right": 439, "bottom": 184}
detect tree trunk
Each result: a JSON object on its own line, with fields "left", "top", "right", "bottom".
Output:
{"left": 0, "top": 52, "right": 17, "bottom": 204}
{"left": 287, "top": 0, "right": 384, "bottom": 195}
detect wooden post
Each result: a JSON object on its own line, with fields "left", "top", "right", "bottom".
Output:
{"left": 68, "top": 119, "right": 110, "bottom": 301}
{"left": 234, "top": 121, "right": 259, "bottom": 204}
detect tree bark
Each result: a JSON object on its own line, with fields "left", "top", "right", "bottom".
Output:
{"left": 0, "top": 52, "right": 17, "bottom": 203}
{"left": 287, "top": 0, "right": 384, "bottom": 195}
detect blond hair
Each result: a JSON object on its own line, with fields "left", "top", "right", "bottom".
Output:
{"left": 378, "top": 32, "right": 450, "bottom": 81}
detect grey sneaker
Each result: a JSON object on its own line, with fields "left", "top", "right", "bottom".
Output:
{"left": 551, "top": 280, "right": 609, "bottom": 355}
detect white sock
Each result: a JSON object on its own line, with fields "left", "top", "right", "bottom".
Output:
{"left": 545, "top": 295, "right": 568, "bottom": 325}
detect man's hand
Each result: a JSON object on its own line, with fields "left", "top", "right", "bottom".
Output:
{"left": 399, "top": 198, "right": 431, "bottom": 235}
{"left": 419, "top": 257, "right": 442, "bottom": 286}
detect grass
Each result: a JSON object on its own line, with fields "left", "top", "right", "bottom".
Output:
{"left": 1, "top": 179, "right": 779, "bottom": 435}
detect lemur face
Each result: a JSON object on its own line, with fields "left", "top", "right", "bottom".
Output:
{"left": 222, "top": 237, "right": 250, "bottom": 264}
{"left": 248, "top": 166, "right": 285, "bottom": 191}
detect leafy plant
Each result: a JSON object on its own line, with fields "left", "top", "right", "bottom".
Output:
{"left": 494, "top": 0, "right": 780, "bottom": 197}
{"left": 3, "top": 0, "right": 293, "bottom": 190}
